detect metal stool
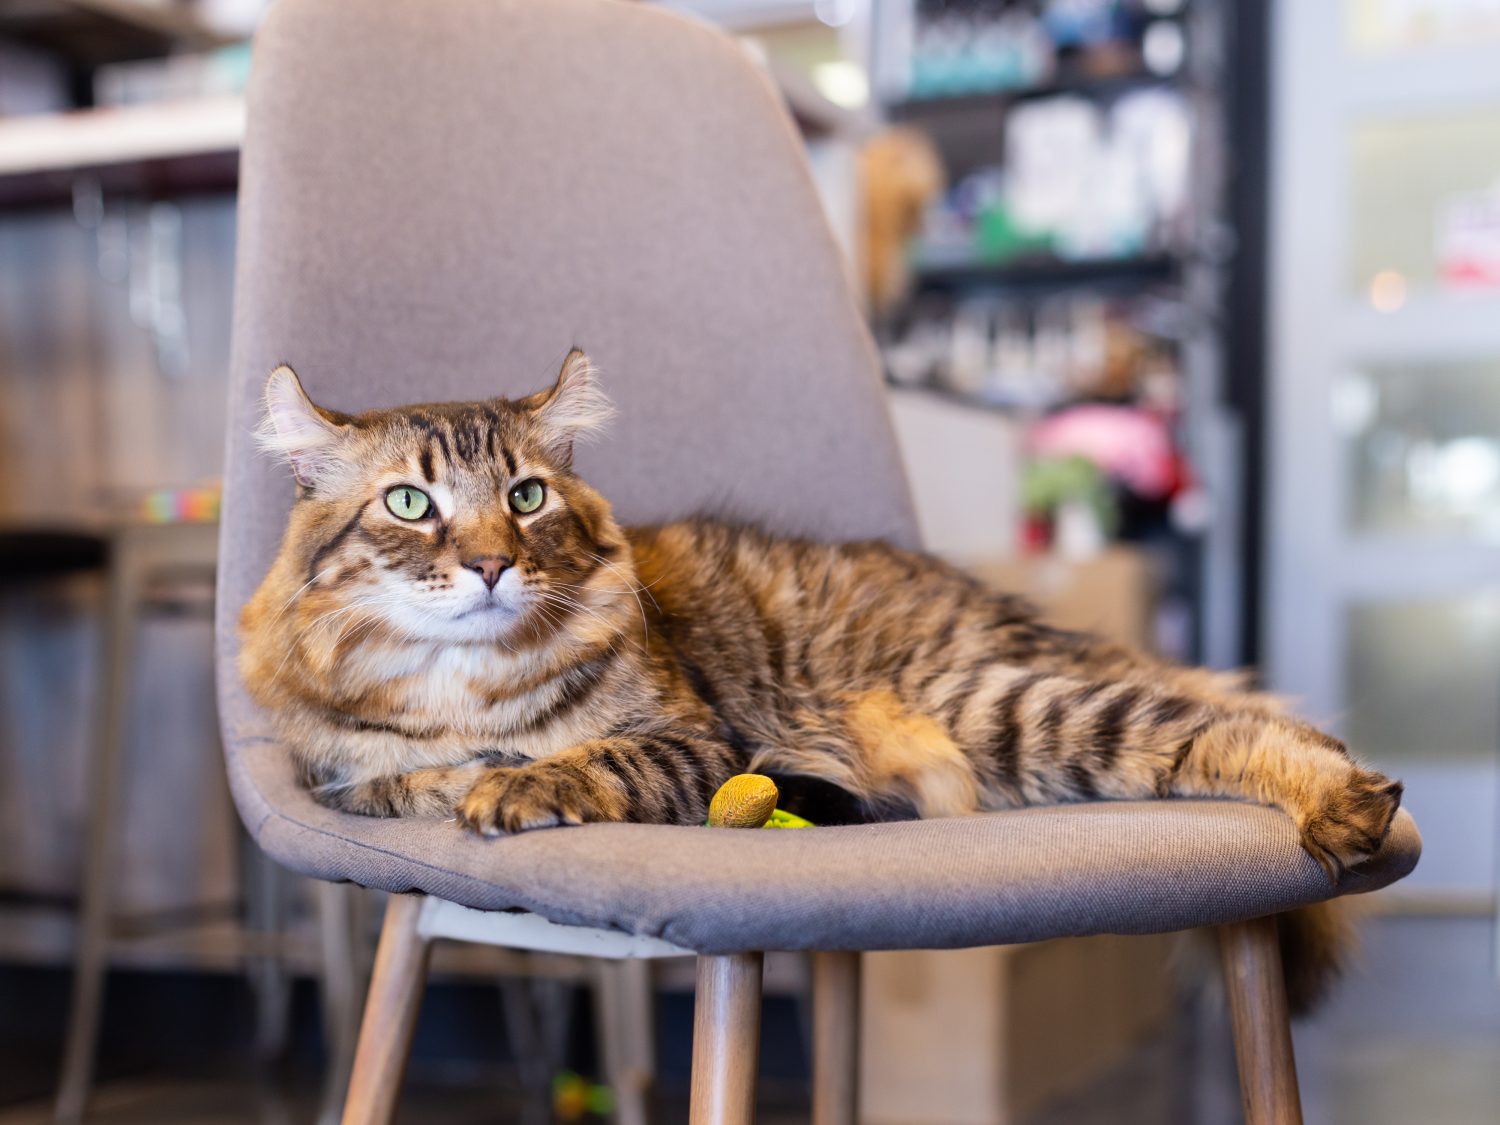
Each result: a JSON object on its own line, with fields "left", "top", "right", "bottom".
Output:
{"left": 46, "top": 520, "right": 360, "bottom": 1123}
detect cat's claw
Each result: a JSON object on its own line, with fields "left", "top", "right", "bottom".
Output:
{"left": 457, "top": 762, "right": 600, "bottom": 836}
{"left": 1298, "top": 768, "right": 1403, "bottom": 881}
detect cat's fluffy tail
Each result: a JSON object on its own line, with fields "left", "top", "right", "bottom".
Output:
{"left": 1179, "top": 896, "right": 1363, "bottom": 1016}
{"left": 1278, "top": 897, "right": 1363, "bottom": 1016}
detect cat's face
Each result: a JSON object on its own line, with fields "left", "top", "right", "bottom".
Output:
{"left": 258, "top": 350, "right": 626, "bottom": 645}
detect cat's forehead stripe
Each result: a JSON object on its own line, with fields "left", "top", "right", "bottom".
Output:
{"left": 398, "top": 407, "right": 522, "bottom": 480}
{"left": 449, "top": 414, "right": 485, "bottom": 463}
{"left": 402, "top": 412, "right": 454, "bottom": 475}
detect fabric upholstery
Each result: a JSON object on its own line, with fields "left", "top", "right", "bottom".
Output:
{"left": 217, "top": 0, "right": 1420, "bottom": 953}
{"left": 232, "top": 692, "right": 1420, "bottom": 952}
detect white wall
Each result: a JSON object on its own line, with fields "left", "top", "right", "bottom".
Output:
{"left": 886, "top": 386, "right": 1021, "bottom": 561}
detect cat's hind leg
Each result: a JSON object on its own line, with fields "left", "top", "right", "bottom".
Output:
{"left": 750, "top": 690, "right": 982, "bottom": 820}
{"left": 1169, "top": 714, "right": 1403, "bottom": 880}
{"left": 945, "top": 670, "right": 1400, "bottom": 879}
{"left": 841, "top": 690, "right": 981, "bottom": 818}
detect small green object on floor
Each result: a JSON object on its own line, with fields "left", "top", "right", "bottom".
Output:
{"left": 552, "top": 1070, "right": 614, "bottom": 1120}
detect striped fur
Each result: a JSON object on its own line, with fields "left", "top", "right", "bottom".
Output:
{"left": 240, "top": 353, "right": 1402, "bottom": 1004}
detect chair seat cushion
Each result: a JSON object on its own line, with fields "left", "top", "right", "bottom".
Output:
{"left": 229, "top": 732, "right": 1420, "bottom": 953}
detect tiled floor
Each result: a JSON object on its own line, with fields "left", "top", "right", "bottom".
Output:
{"left": 2, "top": 915, "right": 1496, "bottom": 1123}
{"left": 1031, "top": 913, "right": 1500, "bottom": 1125}
{"left": 1294, "top": 913, "right": 1500, "bottom": 1125}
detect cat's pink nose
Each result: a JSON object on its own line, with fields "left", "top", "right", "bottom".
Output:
{"left": 463, "top": 555, "right": 511, "bottom": 590}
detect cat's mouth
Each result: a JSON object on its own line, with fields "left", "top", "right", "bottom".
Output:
{"left": 455, "top": 598, "right": 519, "bottom": 620}
{"left": 457, "top": 605, "right": 508, "bottom": 618}
{"left": 451, "top": 576, "right": 542, "bottom": 629}
{"left": 426, "top": 593, "right": 527, "bottom": 643}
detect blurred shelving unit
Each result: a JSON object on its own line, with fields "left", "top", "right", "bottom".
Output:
{"left": 907, "top": 249, "right": 1180, "bottom": 292}
{"left": 869, "top": 0, "right": 1244, "bottom": 668}
{"left": 0, "top": 94, "right": 243, "bottom": 174}
{"left": 0, "top": 95, "right": 243, "bottom": 206}
{"left": 892, "top": 67, "right": 1168, "bottom": 108}
{"left": 0, "top": 0, "right": 247, "bottom": 202}
{"left": 0, "top": 0, "right": 235, "bottom": 68}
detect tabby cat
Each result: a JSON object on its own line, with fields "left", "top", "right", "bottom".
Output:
{"left": 241, "top": 350, "right": 1402, "bottom": 1007}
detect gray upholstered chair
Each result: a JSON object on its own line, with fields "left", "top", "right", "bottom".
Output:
{"left": 216, "top": 2, "right": 1421, "bottom": 1122}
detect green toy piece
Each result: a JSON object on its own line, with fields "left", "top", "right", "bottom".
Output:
{"left": 765, "top": 807, "right": 815, "bottom": 829}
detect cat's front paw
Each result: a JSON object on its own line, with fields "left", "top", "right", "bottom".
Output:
{"left": 457, "top": 760, "right": 612, "bottom": 835}
{"left": 1299, "top": 767, "right": 1403, "bottom": 880}
{"left": 311, "top": 777, "right": 404, "bottom": 817}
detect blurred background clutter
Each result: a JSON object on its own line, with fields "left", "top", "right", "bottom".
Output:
{"left": 0, "top": 1, "right": 1498, "bottom": 1122}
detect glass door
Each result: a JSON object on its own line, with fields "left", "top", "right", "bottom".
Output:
{"left": 1269, "top": 0, "right": 1500, "bottom": 898}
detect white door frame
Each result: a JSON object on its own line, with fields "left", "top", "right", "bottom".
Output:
{"left": 1267, "top": 0, "right": 1500, "bottom": 901}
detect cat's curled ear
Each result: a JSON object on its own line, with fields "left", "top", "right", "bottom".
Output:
{"left": 257, "top": 365, "right": 348, "bottom": 488}
{"left": 520, "top": 349, "right": 614, "bottom": 467}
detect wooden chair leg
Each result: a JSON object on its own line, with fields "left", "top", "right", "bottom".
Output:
{"left": 1217, "top": 916, "right": 1304, "bottom": 1125}
{"left": 811, "top": 952, "right": 860, "bottom": 1125}
{"left": 689, "top": 953, "right": 764, "bottom": 1125}
{"left": 341, "top": 894, "right": 432, "bottom": 1125}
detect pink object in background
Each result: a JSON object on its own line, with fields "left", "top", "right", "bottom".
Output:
{"left": 1438, "top": 186, "right": 1500, "bottom": 290}
{"left": 1028, "top": 405, "right": 1179, "bottom": 500}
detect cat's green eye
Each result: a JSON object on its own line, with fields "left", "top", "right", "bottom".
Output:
{"left": 385, "top": 486, "right": 431, "bottom": 521}
{"left": 509, "top": 479, "right": 546, "bottom": 514}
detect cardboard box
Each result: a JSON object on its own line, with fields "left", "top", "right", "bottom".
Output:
{"left": 860, "top": 934, "right": 1177, "bottom": 1125}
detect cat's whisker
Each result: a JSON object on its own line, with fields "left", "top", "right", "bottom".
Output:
{"left": 271, "top": 601, "right": 376, "bottom": 678}
{"left": 268, "top": 565, "right": 342, "bottom": 625}
{"left": 530, "top": 592, "right": 611, "bottom": 634}
{"left": 534, "top": 590, "right": 616, "bottom": 630}
{"left": 550, "top": 570, "right": 663, "bottom": 598}
{"left": 583, "top": 553, "right": 652, "bottom": 635}
{"left": 543, "top": 577, "right": 647, "bottom": 621}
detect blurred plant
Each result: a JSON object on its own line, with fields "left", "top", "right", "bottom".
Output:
{"left": 1022, "top": 454, "right": 1118, "bottom": 554}
{"left": 551, "top": 1071, "right": 615, "bottom": 1121}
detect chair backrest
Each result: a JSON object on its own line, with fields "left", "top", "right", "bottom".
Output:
{"left": 215, "top": 0, "right": 919, "bottom": 845}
